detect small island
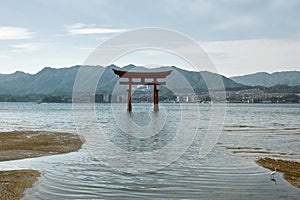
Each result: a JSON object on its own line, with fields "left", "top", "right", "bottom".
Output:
{"left": 0, "top": 131, "right": 83, "bottom": 200}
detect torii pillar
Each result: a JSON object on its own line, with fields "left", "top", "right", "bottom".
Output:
{"left": 127, "top": 79, "right": 132, "bottom": 112}
{"left": 112, "top": 69, "right": 172, "bottom": 112}
{"left": 153, "top": 83, "right": 159, "bottom": 111}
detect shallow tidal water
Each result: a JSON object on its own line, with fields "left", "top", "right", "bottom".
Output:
{"left": 0, "top": 102, "right": 300, "bottom": 199}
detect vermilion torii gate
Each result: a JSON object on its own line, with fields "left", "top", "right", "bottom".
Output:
{"left": 113, "top": 69, "right": 172, "bottom": 112}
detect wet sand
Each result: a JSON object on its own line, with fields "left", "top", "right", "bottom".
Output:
{"left": 0, "top": 131, "right": 83, "bottom": 200}
{"left": 256, "top": 157, "right": 300, "bottom": 188}
{"left": 0, "top": 170, "right": 40, "bottom": 200}
{"left": 219, "top": 144, "right": 300, "bottom": 190}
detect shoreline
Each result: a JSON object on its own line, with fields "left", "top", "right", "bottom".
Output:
{"left": 1, "top": 131, "right": 299, "bottom": 198}
{"left": 219, "top": 145, "right": 300, "bottom": 190}
{"left": 256, "top": 157, "right": 300, "bottom": 189}
{"left": 0, "top": 131, "right": 83, "bottom": 200}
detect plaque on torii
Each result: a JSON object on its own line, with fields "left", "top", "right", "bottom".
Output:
{"left": 113, "top": 69, "right": 172, "bottom": 112}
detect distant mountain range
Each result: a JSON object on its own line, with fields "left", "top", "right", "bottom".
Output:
{"left": 0, "top": 65, "right": 244, "bottom": 95}
{"left": 0, "top": 66, "right": 79, "bottom": 95}
{"left": 231, "top": 71, "right": 300, "bottom": 87}
{"left": 0, "top": 65, "right": 299, "bottom": 96}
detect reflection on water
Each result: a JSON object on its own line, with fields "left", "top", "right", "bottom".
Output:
{"left": 271, "top": 178, "right": 277, "bottom": 185}
{"left": 0, "top": 103, "right": 300, "bottom": 199}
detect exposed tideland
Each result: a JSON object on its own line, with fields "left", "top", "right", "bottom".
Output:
{"left": 256, "top": 157, "right": 300, "bottom": 188}
{"left": 0, "top": 131, "right": 83, "bottom": 200}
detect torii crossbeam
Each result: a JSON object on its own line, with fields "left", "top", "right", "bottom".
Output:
{"left": 113, "top": 69, "right": 172, "bottom": 112}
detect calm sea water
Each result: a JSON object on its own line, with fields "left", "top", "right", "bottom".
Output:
{"left": 0, "top": 102, "right": 300, "bottom": 199}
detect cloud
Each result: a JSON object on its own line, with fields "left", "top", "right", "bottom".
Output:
{"left": 0, "top": 27, "right": 34, "bottom": 40}
{"left": 163, "top": 0, "right": 212, "bottom": 15}
{"left": 0, "top": 54, "right": 11, "bottom": 59}
{"left": 163, "top": 0, "right": 300, "bottom": 40}
{"left": 212, "top": 17, "right": 257, "bottom": 31}
{"left": 65, "top": 23, "right": 127, "bottom": 35}
{"left": 9, "top": 43, "right": 43, "bottom": 52}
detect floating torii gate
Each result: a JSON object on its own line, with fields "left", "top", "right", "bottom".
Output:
{"left": 113, "top": 69, "right": 172, "bottom": 112}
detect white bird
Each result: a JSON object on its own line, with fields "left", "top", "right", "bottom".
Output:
{"left": 270, "top": 168, "right": 277, "bottom": 179}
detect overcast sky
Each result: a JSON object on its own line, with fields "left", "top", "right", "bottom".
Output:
{"left": 0, "top": 0, "right": 299, "bottom": 76}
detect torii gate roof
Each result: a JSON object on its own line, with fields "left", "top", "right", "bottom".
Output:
{"left": 112, "top": 69, "right": 172, "bottom": 79}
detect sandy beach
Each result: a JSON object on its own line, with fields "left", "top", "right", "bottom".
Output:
{"left": 0, "top": 131, "right": 83, "bottom": 200}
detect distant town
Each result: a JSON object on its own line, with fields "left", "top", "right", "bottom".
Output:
{"left": 9, "top": 86, "right": 297, "bottom": 104}
{"left": 93, "top": 87, "right": 300, "bottom": 104}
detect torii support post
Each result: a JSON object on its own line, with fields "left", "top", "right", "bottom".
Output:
{"left": 127, "top": 81, "right": 132, "bottom": 112}
{"left": 112, "top": 69, "right": 172, "bottom": 112}
{"left": 153, "top": 84, "right": 159, "bottom": 111}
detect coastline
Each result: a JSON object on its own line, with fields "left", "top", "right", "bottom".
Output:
{"left": 0, "top": 131, "right": 83, "bottom": 200}
{"left": 219, "top": 145, "right": 300, "bottom": 190}
{"left": 256, "top": 157, "right": 300, "bottom": 189}
{"left": 1, "top": 131, "right": 299, "bottom": 198}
